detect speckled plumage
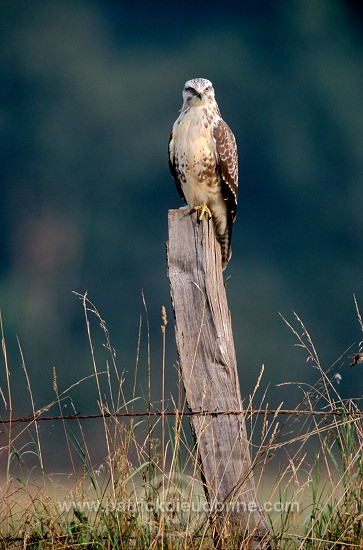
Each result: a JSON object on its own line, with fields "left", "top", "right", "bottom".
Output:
{"left": 168, "top": 78, "right": 238, "bottom": 269}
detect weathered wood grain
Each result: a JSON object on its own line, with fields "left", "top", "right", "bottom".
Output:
{"left": 167, "top": 208, "right": 271, "bottom": 549}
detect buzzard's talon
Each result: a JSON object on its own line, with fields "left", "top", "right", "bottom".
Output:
{"left": 191, "top": 204, "right": 212, "bottom": 221}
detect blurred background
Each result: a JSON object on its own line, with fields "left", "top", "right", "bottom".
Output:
{"left": 1, "top": 0, "right": 363, "bottom": 468}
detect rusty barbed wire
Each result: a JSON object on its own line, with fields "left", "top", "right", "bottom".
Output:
{"left": 0, "top": 407, "right": 361, "bottom": 425}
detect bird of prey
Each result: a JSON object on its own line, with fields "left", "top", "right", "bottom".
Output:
{"left": 168, "top": 77, "right": 238, "bottom": 269}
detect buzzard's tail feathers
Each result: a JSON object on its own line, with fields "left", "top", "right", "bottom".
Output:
{"left": 217, "top": 231, "right": 232, "bottom": 271}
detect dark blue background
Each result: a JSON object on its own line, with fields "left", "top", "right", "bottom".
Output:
{"left": 1, "top": 0, "right": 363, "bottom": 467}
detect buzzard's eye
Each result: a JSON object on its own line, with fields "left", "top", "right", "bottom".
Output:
{"left": 205, "top": 86, "right": 210, "bottom": 92}
{"left": 186, "top": 86, "right": 195, "bottom": 94}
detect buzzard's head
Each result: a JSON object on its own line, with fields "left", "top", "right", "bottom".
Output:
{"left": 182, "top": 78, "right": 215, "bottom": 106}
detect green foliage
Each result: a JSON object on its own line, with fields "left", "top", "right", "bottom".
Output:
{"left": 1, "top": 296, "right": 363, "bottom": 548}
{"left": 304, "top": 406, "right": 363, "bottom": 548}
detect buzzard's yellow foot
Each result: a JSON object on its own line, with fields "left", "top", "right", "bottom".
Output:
{"left": 191, "top": 204, "right": 212, "bottom": 221}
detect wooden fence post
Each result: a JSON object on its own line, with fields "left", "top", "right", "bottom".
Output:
{"left": 167, "top": 208, "right": 272, "bottom": 549}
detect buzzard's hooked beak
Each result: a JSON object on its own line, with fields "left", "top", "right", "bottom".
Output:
{"left": 196, "top": 90, "right": 203, "bottom": 99}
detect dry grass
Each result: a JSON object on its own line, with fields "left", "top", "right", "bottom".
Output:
{"left": 0, "top": 293, "right": 363, "bottom": 549}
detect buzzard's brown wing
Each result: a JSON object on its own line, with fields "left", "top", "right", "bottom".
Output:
{"left": 213, "top": 119, "right": 238, "bottom": 218}
{"left": 213, "top": 118, "right": 238, "bottom": 267}
{"left": 168, "top": 128, "right": 186, "bottom": 202}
